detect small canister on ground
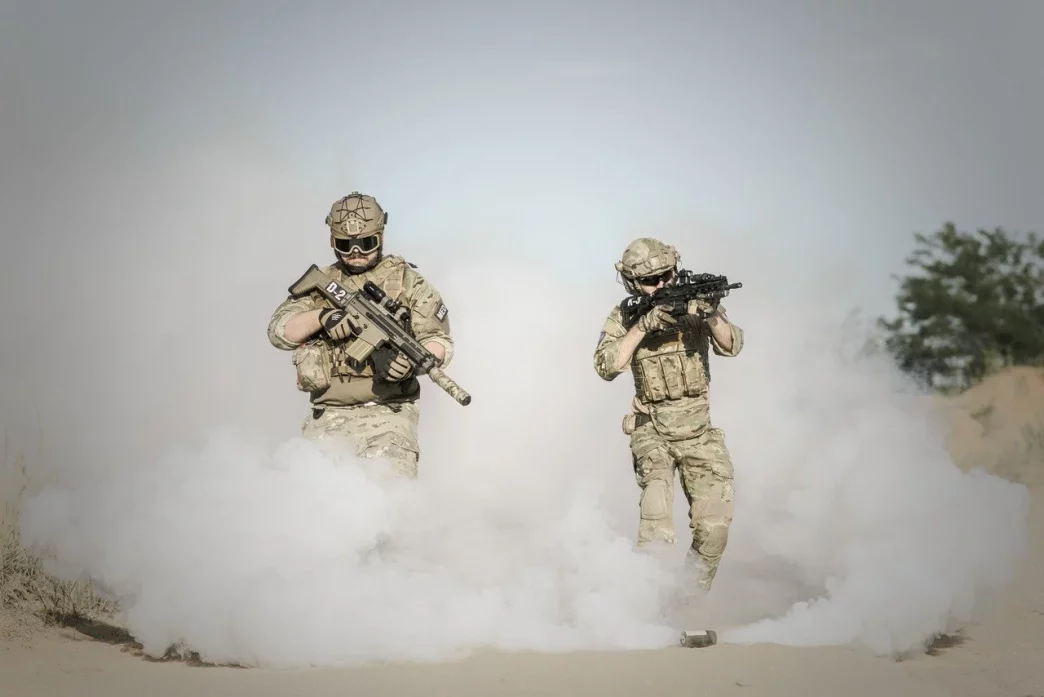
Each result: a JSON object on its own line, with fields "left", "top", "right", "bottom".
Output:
{"left": 679, "top": 629, "right": 717, "bottom": 648}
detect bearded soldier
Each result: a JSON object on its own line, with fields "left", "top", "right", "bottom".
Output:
{"left": 267, "top": 192, "right": 454, "bottom": 478}
{"left": 593, "top": 238, "right": 743, "bottom": 592}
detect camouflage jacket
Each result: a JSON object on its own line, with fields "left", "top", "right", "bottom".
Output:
{"left": 268, "top": 254, "right": 453, "bottom": 407}
{"left": 593, "top": 302, "right": 743, "bottom": 439}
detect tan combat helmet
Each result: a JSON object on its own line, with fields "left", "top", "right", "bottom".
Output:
{"left": 325, "top": 192, "right": 388, "bottom": 270}
{"left": 615, "top": 237, "right": 680, "bottom": 294}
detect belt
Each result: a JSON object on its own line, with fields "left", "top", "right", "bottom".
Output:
{"left": 312, "top": 400, "right": 409, "bottom": 419}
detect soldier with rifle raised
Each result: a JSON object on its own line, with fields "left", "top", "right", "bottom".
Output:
{"left": 593, "top": 237, "right": 744, "bottom": 593}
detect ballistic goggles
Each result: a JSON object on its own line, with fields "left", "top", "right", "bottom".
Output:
{"left": 634, "top": 268, "right": 675, "bottom": 287}
{"left": 333, "top": 234, "right": 382, "bottom": 255}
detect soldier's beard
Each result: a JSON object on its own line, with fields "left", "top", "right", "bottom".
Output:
{"left": 339, "top": 251, "right": 380, "bottom": 273}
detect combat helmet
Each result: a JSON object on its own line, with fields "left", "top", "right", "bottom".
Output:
{"left": 325, "top": 192, "right": 388, "bottom": 270}
{"left": 615, "top": 237, "right": 680, "bottom": 294}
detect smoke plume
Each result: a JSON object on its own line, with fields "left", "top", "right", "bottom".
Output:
{"left": 13, "top": 152, "right": 1031, "bottom": 664}
{"left": 3, "top": 0, "right": 1032, "bottom": 670}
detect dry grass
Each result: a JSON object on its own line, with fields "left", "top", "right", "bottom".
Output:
{"left": 1, "top": 452, "right": 115, "bottom": 641}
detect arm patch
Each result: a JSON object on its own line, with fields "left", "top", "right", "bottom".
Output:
{"left": 435, "top": 302, "right": 448, "bottom": 322}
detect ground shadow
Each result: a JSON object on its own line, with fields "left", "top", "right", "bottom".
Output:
{"left": 57, "top": 614, "right": 246, "bottom": 668}
{"left": 888, "top": 629, "right": 968, "bottom": 662}
{"left": 924, "top": 629, "right": 968, "bottom": 656}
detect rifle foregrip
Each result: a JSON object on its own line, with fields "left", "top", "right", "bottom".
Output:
{"left": 428, "top": 366, "right": 472, "bottom": 406}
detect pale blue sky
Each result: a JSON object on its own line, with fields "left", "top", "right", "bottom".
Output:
{"left": 6, "top": 0, "right": 1041, "bottom": 309}
{"left": 226, "top": 0, "right": 1044, "bottom": 299}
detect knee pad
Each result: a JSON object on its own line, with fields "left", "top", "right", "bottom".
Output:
{"left": 693, "top": 516, "right": 730, "bottom": 558}
{"left": 640, "top": 478, "right": 671, "bottom": 521}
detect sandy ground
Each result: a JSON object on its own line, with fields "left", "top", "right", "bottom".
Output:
{"left": 3, "top": 370, "right": 1043, "bottom": 697}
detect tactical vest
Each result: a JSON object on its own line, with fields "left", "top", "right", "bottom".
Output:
{"left": 299, "top": 255, "right": 420, "bottom": 407}
{"left": 630, "top": 315, "right": 712, "bottom": 404}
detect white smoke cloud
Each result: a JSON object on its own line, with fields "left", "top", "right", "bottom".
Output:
{"left": 699, "top": 308, "right": 1032, "bottom": 655}
{"left": 4, "top": 0, "right": 1033, "bottom": 671}
{"left": 14, "top": 152, "right": 1031, "bottom": 665}
{"left": 17, "top": 211, "right": 692, "bottom": 665}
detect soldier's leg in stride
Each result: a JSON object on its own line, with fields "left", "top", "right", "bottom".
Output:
{"left": 630, "top": 423, "right": 678, "bottom": 547}
{"left": 301, "top": 406, "right": 356, "bottom": 446}
{"left": 301, "top": 403, "right": 421, "bottom": 478}
{"left": 350, "top": 402, "right": 421, "bottom": 478}
{"left": 677, "top": 427, "right": 736, "bottom": 591}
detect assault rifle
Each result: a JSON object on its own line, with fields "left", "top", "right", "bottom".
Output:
{"left": 287, "top": 264, "right": 472, "bottom": 406}
{"left": 620, "top": 269, "right": 742, "bottom": 330}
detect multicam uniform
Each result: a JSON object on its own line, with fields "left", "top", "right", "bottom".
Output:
{"left": 267, "top": 193, "right": 453, "bottom": 478}
{"left": 593, "top": 238, "right": 743, "bottom": 591}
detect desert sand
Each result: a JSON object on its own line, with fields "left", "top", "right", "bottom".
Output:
{"left": 2, "top": 367, "right": 1042, "bottom": 697}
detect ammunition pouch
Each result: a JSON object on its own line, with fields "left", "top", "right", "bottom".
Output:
{"left": 292, "top": 341, "right": 332, "bottom": 393}
{"left": 622, "top": 411, "right": 652, "bottom": 435}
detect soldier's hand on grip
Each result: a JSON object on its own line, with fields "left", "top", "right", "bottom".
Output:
{"left": 637, "top": 304, "right": 677, "bottom": 333}
{"left": 687, "top": 297, "right": 720, "bottom": 319}
{"left": 318, "top": 307, "right": 356, "bottom": 342}
{"left": 386, "top": 352, "right": 414, "bottom": 381}
{"left": 372, "top": 346, "right": 415, "bottom": 383}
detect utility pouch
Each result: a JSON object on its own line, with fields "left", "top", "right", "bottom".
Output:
{"left": 292, "top": 341, "right": 332, "bottom": 393}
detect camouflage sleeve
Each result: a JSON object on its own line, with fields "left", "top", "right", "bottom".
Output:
{"left": 593, "top": 306, "right": 629, "bottom": 381}
{"left": 403, "top": 269, "right": 455, "bottom": 367}
{"left": 709, "top": 305, "right": 744, "bottom": 357}
{"left": 267, "top": 293, "right": 319, "bottom": 351}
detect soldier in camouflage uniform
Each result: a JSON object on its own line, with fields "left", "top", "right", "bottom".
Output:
{"left": 268, "top": 192, "right": 454, "bottom": 478}
{"left": 593, "top": 238, "right": 744, "bottom": 591}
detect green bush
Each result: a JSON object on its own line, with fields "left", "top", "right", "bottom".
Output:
{"left": 877, "top": 222, "right": 1044, "bottom": 393}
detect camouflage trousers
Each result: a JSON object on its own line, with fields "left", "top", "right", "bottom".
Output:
{"left": 628, "top": 415, "right": 736, "bottom": 591}
{"left": 301, "top": 401, "right": 421, "bottom": 478}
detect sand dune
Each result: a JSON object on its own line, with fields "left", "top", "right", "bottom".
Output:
{"left": 932, "top": 366, "right": 1044, "bottom": 487}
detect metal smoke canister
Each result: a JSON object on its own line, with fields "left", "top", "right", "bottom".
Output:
{"left": 679, "top": 629, "right": 717, "bottom": 648}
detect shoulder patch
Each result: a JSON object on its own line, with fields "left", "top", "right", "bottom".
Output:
{"left": 435, "top": 302, "right": 448, "bottom": 321}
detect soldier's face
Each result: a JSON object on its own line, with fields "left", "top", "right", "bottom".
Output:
{"left": 339, "top": 248, "right": 379, "bottom": 272}
{"left": 332, "top": 234, "right": 381, "bottom": 272}
{"left": 636, "top": 268, "right": 674, "bottom": 294}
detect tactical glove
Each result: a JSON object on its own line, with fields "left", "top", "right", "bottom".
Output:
{"left": 372, "top": 346, "right": 415, "bottom": 383}
{"left": 637, "top": 304, "right": 677, "bottom": 333}
{"left": 318, "top": 308, "right": 356, "bottom": 342}
{"left": 687, "top": 298, "right": 720, "bottom": 319}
